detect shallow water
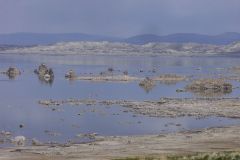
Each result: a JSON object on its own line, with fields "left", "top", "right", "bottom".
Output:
{"left": 1, "top": 54, "right": 240, "bottom": 145}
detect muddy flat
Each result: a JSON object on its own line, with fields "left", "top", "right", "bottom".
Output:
{"left": 0, "top": 125, "right": 240, "bottom": 159}
{"left": 39, "top": 97, "right": 240, "bottom": 118}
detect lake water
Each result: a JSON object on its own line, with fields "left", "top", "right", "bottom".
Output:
{"left": 1, "top": 54, "right": 240, "bottom": 146}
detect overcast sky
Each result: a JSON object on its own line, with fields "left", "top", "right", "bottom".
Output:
{"left": 0, "top": 0, "right": 240, "bottom": 37}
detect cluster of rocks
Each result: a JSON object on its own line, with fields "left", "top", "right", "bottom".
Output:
{"left": 34, "top": 64, "right": 54, "bottom": 84}
{"left": 6, "top": 67, "right": 21, "bottom": 78}
{"left": 1, "top": 131, "right": 41, "bottom": 146}
{"left": 0, "top": 65, "right": 234, "bottom": 98}
{"left": 1, "top": 64, "right": 56, "bottom": 84}
{"left": 185, "top": 78, "right": 233, "bottom": 96}
{"left": 1, "top": 131, "right": 27, "bottom": 146}
{"left": 0, "top": 67, "right": 21, "bottom": 79}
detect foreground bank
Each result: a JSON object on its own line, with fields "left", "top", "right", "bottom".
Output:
{"left": 0, "top": 125, "right": 240, "bottom": 160}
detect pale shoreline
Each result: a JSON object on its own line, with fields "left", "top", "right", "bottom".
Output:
{"left": 39, "top": 97, "right": 240, "bottom": 118}
{"left": 1, "top": 125, "right": 240, "bottom": 159}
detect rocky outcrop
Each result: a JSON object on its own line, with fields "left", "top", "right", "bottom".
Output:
{"left": 7, "top": 67, "right": 21, "bottom": 79}
{"left": 65, "top": 70, "right": 77, "bottom": 79}
{"left": 34, "top": 64, "right": 54, "bottom": 84}
{"left": 0, "top": 67, "right": 21, "bottom": 79}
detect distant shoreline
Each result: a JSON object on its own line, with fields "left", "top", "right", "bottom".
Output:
{"left": 1, "top": 41, "right": 240, "bottom": 56}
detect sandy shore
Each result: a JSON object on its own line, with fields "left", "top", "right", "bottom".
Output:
{"left": 0, "top": 125, "right": 240, "bottom": 159}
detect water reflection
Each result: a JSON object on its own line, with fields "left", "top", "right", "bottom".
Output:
{"left": 37, "top": 75, "right": 54, "bottom": 86}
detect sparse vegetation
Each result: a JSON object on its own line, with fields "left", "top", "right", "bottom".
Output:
{"left": 113, "top": 152, "right": 240, "bottom": 160}
{"left": 113, "top": 157, "right": 158, "bottom": 160}
{"left": 168, "top": 151, "right": 240, "bottom": 160}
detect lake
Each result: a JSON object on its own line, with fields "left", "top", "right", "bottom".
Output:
{"left": 1, "top": 54, "right": 240, "bottom": 146}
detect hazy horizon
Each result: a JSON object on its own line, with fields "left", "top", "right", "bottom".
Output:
{"left": 1, "top": 32, "right": 240, "bottom": 38}
{"left": 0, "top": 0, "right": 240, "bottom": 37}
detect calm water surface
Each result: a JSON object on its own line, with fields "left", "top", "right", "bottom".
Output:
{"left": 1, "top": 54, "right": 240, "bottom": 145}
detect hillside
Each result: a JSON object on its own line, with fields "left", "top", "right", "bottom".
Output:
{"left": 1, "top": 41, "right": 240, "bottom": 56}
{"left": 1, "top": 32, "right": 240, "bottom": 46}
{"left": 125, "top": 32, "right": 240, "bottom": 45}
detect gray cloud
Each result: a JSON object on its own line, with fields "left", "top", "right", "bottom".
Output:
{"left": 0, "top": 0, "right": 239, "bottom": 37}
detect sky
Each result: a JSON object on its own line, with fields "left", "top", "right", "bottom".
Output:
{"left": 0, "top": 0, "right": 240, "bottom": 37}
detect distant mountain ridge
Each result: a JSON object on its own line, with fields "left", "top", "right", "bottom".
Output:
{"left": 0, "top": 32, "right": 240, "bottom": 45}
{"left": 125, "top": 32, "right": 240, "bottom": 45}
